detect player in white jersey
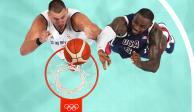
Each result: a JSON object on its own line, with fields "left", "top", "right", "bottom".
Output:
{"left": 20, "top": 0, "right": 101, "bottom": 58}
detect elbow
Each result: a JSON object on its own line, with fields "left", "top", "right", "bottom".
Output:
{"left": 20, "top": 47, "right": 27, "bottom": 56}
{"left": 150, "top": 68, "right": 158, "bottom": 73}
{"left": 92, "top": 25, "right": 102, "bottom": 40}
{"left": 150, "top": 64, "right": 160, "bottom": 73}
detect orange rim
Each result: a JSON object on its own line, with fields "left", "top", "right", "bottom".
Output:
{"left": 44, "top": 47, "right": 99, "bottom": 100}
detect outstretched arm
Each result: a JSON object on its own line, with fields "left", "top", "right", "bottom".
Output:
{"left": 131, "top": 24, "right": 163, "bottom": 73}
{"left": 97, "top": 17, "right": 128, "bottom": 70}
{"left": 20, "top": 15, "right": 49, "bottom": 56}
{"left": 71, "top": 12, "right": 101, "bottom": 40}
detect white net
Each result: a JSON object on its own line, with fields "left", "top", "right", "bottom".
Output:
{"left": 45, "top": 54, "right": 98, "bottom": 99}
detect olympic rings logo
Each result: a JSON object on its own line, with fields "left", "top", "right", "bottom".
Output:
{"left": 64, "top": 104, "right": 79, "bottom": 111}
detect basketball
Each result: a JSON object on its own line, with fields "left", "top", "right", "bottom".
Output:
{"left": 63, "top": 38, "right": 91, "bottom": 65}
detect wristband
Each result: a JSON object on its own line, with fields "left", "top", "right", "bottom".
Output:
{"left": 96, "top": 26, "right": 116, "bottom": 51}
{"left": 36, "top": 38, "right": 42, "bottom": 46}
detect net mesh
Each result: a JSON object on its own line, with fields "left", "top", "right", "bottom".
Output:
{"left": 46, "top": 54, "right": 98, "bottom": 99}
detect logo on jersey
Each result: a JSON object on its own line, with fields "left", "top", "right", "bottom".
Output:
{"left": 122, "top": 39, "right": 140, "bottom": 55}
{"left": 50, "top": 41, "right": 66, "bottom": 46}
{"left": 123, "top": 47, "right": 133, "bottom": 55}
{"left": 122, "top": 39, "right": 140, "bottom": 48}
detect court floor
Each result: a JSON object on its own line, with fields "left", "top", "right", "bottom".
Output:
{"left": 0, "top": 0, "right": 193, "bottom": 112}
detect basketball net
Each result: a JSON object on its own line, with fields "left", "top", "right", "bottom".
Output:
{"left": 44, "top": 48, "right": 99, "bottom": 112}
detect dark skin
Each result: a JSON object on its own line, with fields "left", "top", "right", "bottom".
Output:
{"left": 98, "top": 17, "right": 127, "bottom": 70}
{"left": 98, "top": 13, "right": 167, "bottom": 72}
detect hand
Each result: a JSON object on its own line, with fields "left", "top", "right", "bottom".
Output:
{"left": 98, "top": 49, "right": 111, "bottom": 70}
{"left": 131, "top": 51, "right": 142, "bottom": 67}
{"left": 39, "top": 31, "right": 51, "bottom": 43}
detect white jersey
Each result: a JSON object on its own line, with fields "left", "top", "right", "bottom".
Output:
{"left": 41, "top": 8, "right": 91, "bottom": 59}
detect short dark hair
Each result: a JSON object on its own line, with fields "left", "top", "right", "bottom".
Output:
{"left": 48, "top": 0, "right": 66, "bottom": 13}
{"left": 136, "top": 8, "right": 154, "bottom": 22}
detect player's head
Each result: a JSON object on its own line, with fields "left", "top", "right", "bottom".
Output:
{"left": 48, "top": 0, "right": 68, "bottom": 29}
{"left": 131, "top": 8, "right": 154, "bottom": 35}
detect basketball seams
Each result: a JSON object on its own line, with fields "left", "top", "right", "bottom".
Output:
{"left": 77, "top": 41, "right": 86, "bottom": 58}
{"left": 73, "top": 40, "right": 79, "bottom": 64}
{"left": 64, "top": 38, "right": 91, "bottom": 64}
{"left": 65, "top": 44, "right": 76, "bottom": 58}
{"left": 82, "top": 43, "right": 91, "bottom": 60}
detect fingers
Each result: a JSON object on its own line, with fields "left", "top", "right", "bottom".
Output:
{"left": 131, "top": 51, "right": 139, "bottom": 58}
{"left": 98, "top": 50, "right": 111, "bottom": 70}
{"left": 105, "top": 54, "right": 111, "bottom": 66}
{"left": 107, "top": 59, "right": 111, "bottom": 66}
{"left": 102, "top": 62, "right": 107, "bottom": 70}
{"left": 131, "top": 51, "right": 140, "bottom": 64}
{"left": 40, "top": 31, "right": 51, "bottom": 43}
{"left": 132, "top": 51, "right": 139, "bottom": 56}
{"left": 131, "top": 55, "right": 139, "bottom": 61}
{"left": 102, "top": 59, "right": 111, "bottom": 70}
{"left": 102, "top": 55, "right": 111, "bottom": 70}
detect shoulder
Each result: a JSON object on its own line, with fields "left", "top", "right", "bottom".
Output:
{"left": 112, "top": 13, "right": 135, "bottom": 27}
{"left": 71, "top": 11, "right": 93, "bottom": 26}
{"left": 71, "top": 12, "right": 86, "bottom": 20}
{"left": 31, "top": 14, "right": 47, "bottom": 30}
{"left": 110, "top": 16, "right": 127, "bottom": 25}
{"left": 70, "top": 7, "right": 88, "bottom": 22}
{"left": 71, "top": 12, "right": 90, "bottom": 28}
{"left": 69, "top": 10, "right": 85, "bottom": 32}
{"left": 24, "top": 14, "right": 47, "bottom": 41}
{"left": 109, "top": 16, "right": 128, "bottom": 37}
{"left": 149, "top": 23, "right": 162, "bottom": 36}
{"left": 124, "top": 13, "right": 135, "bottom": 23}
{"left": 68, "top": 8, "right": 80, "bottom": 17}
{"left": 70, "top": 11, "right": 96, "bottom": 32}
{"left": 149, "top": 23, "right": 163, "bottom": 45}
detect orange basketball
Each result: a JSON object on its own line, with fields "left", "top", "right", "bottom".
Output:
{"left": 63, "top": 38, "right": 91, "bottom": 65}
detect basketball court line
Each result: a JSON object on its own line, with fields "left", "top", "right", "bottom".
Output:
{"left": 159, "top": 0, "right": 194, "bottom": 112}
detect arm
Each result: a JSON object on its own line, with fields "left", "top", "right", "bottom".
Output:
{"left": 97, "top": 17, "right": 128, "bottom": 51}
{"left": 20, "top": 15, "right": 49, "bottom": 56}
{"left": 71, "top": 12, "right": 101, "bottom": 40}
{"left": 97, "top": 17, "right": 128, "bottom": 70}
{"left": 108, "top": 17, "right": 128, "bottom": 37}
{"left": 131, "top": 24, "right": 163, "bottom": 73}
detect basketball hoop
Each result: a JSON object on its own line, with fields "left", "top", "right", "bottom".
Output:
{"left": 44, "top": 47, "right": 99, "bottom": 112}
